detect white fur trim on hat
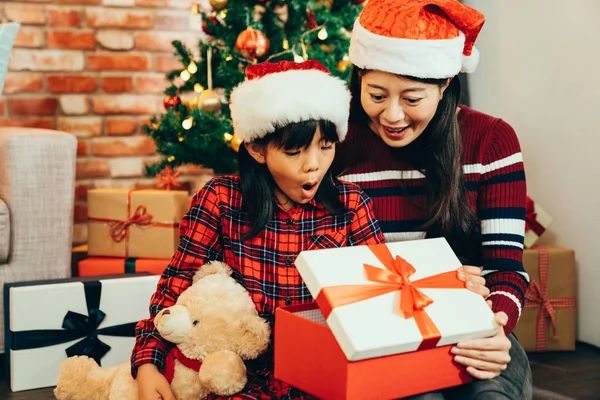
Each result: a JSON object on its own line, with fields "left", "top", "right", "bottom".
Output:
{"left": 349, "top": 18, "right": 478, "bottom": 79}
{"left": 230, "top": 69, "right": 350, "bottom": 143}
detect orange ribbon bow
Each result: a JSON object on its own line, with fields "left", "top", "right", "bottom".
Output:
{"left": 156, "top": 166, "right": 181, "bottom": 191}
{"left": 108, "top": 205, "right": 153, "bottom": 243}
{"left": 315, "top": 244, "right": 465, "bottom": 350}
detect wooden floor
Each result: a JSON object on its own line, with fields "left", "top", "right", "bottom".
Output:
{"left": 1, "top": 342, "right": 599, "bottom": 399}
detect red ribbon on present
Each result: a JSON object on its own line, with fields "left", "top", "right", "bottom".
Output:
{"left": 315, "top": 244, "right": 465, "bottom": 351}
{"left": 524, "top": 248, "right": 576, "bottom": 351}
{"left": 88, "top": 189, "right": 179, "bottom": 257}
{"left": 156, "top": 166, "right": 181, "bottom": 191}
{"left": 525, "top": 196, "right": 546, "bottom": 236}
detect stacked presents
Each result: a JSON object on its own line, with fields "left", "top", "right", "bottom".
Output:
{"left": 79, "top": 167, "right": 189, "bottom": 277}
{"left": 513, "top": 196, "right": 577, "bottom": 352}
{"left": 3, "top": 168, "right": 190, "bottom": 392}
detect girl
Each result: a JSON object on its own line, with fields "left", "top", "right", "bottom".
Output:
{"left": 131, "top": 60, "right": 385, "bottom": 400}
{"left": 334, "top": 0, "right": 532, "bottom": 399}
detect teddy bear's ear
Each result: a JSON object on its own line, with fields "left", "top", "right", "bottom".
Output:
{"left": 192, "top": 261, "right": 233, "bottom": 283}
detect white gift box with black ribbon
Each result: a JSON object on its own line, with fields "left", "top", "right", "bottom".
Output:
{"left": 3, "top": 274, "right": 159, "bottom": 392}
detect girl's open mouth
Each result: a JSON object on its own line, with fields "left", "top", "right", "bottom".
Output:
{"left": 301, "top": 182, "right": 318, "bottom": 199}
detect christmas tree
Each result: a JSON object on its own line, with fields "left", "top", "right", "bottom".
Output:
{"left": 145, "top": 0, "right": 365, "bottom": 176}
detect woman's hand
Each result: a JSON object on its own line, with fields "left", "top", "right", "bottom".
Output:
{"left": 457, "top": 266, "right": 490, "bottom": 298}
{"left": 451, "top": 301, "right": 512, "bottom": 380}
{"left": 137, "top": 363, "right": 177, "bottom": 400}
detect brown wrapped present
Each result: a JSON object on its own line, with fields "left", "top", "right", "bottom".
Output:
{"left": 513, "top": 246, "right": 576, "bottom": 352}
{"left": 87, "top": 189, "right": 189, "bottom": 259}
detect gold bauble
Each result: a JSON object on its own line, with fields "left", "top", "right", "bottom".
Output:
{"left": 230, "top": 134, "right": 242, "bottom": 152}
{"left": 208, "top": 0, "right": 228, "bottom": 11}
{"left": 337, "top": 60, "right": 352, "bottom": 73}
{"left": 198, "top": 89, "right": 221, "bottom": 112}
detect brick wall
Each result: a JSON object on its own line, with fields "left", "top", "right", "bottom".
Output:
{"left": 1, "top": 0, "right": 214, "bottom": 244}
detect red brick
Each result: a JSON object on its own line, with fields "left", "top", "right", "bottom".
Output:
{"left": 153, "top": 54, "right": 182, "bottom": 72}
{"left": 57, "top": 116, "right": 103, "bottom": 136}
{"left": 13, "top": 27, "right": 44, "bottom": 48}
{"left": 136, "top": 0, "right": 168, "bottom": 7}
{"left": 87, "top": 54, "right": 150, "bottom": 71}
{"left": 5, "top": 4, "right": 46, "bottom": 25}
{"left": 77, "top": 139, "right": 90, "bottom": 156}
{"left": 92, "top": 95, "right": 158, "bottom": 115}
{"left": 55, "top": 0, "right": 101, "bottom": 4}
{"left": 85, "top": 8, "right": 154, "bottom": 29}
{"left": 74, "top": 203, "right": 88, "bottom": 223}
{"left": 47, "top": 30, "right": 95, "bottom": 50}
{"left": 155, "top": 11, "right": 188, "bottom": 30}
{"left": 105, "top": 118, "right": 137, "bottom": 135}
{"left": 8, "top": 98, "right": 59, "bottom": 116}
{"left": 76, "top": 159, "right": 110, "bottom": 179}
{"left": 9, "top": 49, "right": 85, "bottom": 72}
{"left": 0, "top": 101, "right": 5, "bottom": 116}
{"left": 91, "top": 137, "right": 156, "bottom": 157}
{"left": 101, "top": 76, "right": 133, "bottom": 93}
{"left": 135, "top": 74, "right": 165, "bottom": 94}
{"left": 96, "top": 31, "right": 134, "bottom": 50}
{"left": 3, "top": 73, "right": 44, "bottom": 94}
{"left": 0, "top": 118, "right": 54, "bottom": 129}
{"left": 48, "top": 8, "right": 82, "bottom": 27}
{"left": 74, "top": 183, "right": 94, "bottom": 201}
{"left": 135, "top": 32, "right": 183, "bottom": 52}
{"left": 47, "top": 75, "right": 97, "bottom": 93}
{"left": 168, "top": 0, "right": 192, "bottom": 9}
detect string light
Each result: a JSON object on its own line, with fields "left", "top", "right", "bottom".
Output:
{"left": 194, "top": 83, "right": 204, "bottom": 93}
{"left": 225, "top": 54, "right": 233, "bottom": 61}
{"left": 168, "top": 156, "right": 175, "bottom": 162}
{"left": 283, "top": 38, "right": 289, "bottom": 50}
{"left": 180, "top": 70, "right": 191, "bottom": 81}
{"left": 317, "top": 26, "right": 328, "bottom": 40}
{"left": 223, "top": 132, "right": 233, "bottom": 142}
{"left": 187, "top": 61, "right": 198, "bottom": 74}
{"left": 178, "top": 136, "right": 184, "bottom": 142}
{"left": 182, "top": 117, "right": 193, "bottom": 130}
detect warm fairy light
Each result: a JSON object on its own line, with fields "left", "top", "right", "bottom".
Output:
{"left": 187, "top": 61, "right": 198, "bottom": 74}
{"left": 317, "top": 26, "right": 328, "bottom": 40}
{"left": 223, "top": 132, "right": 233, "bottom": 142}
{"left": 225, "top": 54, "right": 233, "bottom": 61}
{"left": 182, "top": 117, "right": 193, "bottom": 130}
{"left": 194, "top": 83, "right": 204, "bottom": 93}
{"left": 180, "top": 70, "right": 191, "bottom": 81}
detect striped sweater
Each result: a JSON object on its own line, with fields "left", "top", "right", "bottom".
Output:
{"left": 333, "top": 105, "right": 529, "bottom": 334}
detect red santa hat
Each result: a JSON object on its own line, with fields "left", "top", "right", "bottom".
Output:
{"left": 230, "top": 60, "right": 350, "bottom": 143}
{"left": 349, "top": 0, "right": 486, "bottom": 79}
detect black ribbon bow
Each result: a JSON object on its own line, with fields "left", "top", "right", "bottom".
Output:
{"left": 11, "top": 281, "right": 138, "bottom": 366}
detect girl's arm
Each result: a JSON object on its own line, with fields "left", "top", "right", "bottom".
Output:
{"left": 477, "top": 119, "right": 529, "bottom": 335}
{"left": 131, "top": 180, "right": 224, "bottom": 377}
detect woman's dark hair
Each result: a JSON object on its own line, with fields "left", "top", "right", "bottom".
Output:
{"left": 349, "top": 67, "right": 480, "bottom": 262}
{"left": 239, "top": 119, "right": 345, "bottom": 240}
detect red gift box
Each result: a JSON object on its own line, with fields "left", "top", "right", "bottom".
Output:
{"left": 78, "top": 257, "right": 168, "bottom": 277}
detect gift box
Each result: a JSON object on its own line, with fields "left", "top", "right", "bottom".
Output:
{"left": 3, "top": 274, "right": 160, "bottom": 392}
{"left": 87, "top": 189, "right": 189, "bottom": 259}
{"left": 513, "top": 246, "right": 576, "bottom": 352}
{"left": 78, "top": 257, "right": 168, "bottom": 277}
{"left": 524, "top": 196, "right": 553, "bottom": 248}
{"left": 275, "top": 238, "right": 499, "bottom": 399}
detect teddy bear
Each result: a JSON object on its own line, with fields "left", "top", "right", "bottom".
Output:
{"left": 53, "top": 261, "right": 271, "bottom": 400}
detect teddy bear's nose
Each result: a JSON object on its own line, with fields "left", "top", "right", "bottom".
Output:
{"left": 162, "top": 309, "right": 170, "bottom": 315}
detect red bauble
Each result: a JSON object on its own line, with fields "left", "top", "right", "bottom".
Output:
{"left": 235, "top": 27, "right": 270, "bottom": 61}
{"left": 202, "top": 15, "right": 219, "bottom": 34}
{"left": 163, "top": 94, "right": 181, "bottom": 109}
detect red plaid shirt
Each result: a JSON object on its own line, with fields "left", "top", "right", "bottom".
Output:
{"left": 131, "top": 175, "right": 384, "bottom": 399}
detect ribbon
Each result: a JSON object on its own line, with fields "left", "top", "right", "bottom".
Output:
{"left": 525, "top": 196, "right": 545, "bottom": 236}
{"left": 524, "top": 248, "right": 576, "bottom": 351}
{"left": 125, "top": 258, "right": 137, "bottom": 274}
{"left": 156, "top": 166, "right": 181, "bottom": 191}
{"left": 10, "top": 281, "right": 137, "bottom": 366}
{"left": 88, "top": 189, "right": 179, "bottom": 257}
{"left": 164, "top": 347, "right": 203, "bottom": 384}
{"left": 315, "top": 244, "right": 465, "bottom": 350}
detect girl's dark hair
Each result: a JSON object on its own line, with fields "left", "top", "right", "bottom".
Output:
{"left": 349, "top": 67, "right": 480, "bottom": 262}
{"left": 239, "top": 119, "right": 345, "bottom": 240}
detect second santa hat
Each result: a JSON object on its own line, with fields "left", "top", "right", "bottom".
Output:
{"left": 349, "top": 0, "right": 486, "bottom": 79}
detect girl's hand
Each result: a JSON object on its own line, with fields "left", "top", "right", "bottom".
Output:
{"left": 457, "top": 266, "right": 490, "bottom": 298}
{"left": 137, "top": 363, "right": 177, "bottom": 400}
{"left": 451, "top": 301, "right": 512, "bottom": 380}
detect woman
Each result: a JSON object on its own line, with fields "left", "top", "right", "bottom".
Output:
{"left": 333, "top": 1, "right": 533, "bottom": 399}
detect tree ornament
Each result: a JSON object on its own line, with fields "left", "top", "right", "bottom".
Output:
{"left": 163, "top": 94, "right": 181, "bottom": 109}
{"left": 156, "top": 166, "right": 181, "bottom": 191}
{"left": 208, "top": 0, "right": 228, "bottom": 12}
{"left": 307, "top": 9, "right": 318, "bottom": 30}
{"left": 337, "top": 59, "right": 352, "bottom": 73}
{"left": 235, "top": 27, "right": 269, "bottom": 61}
{"left": 202, "top": 15, "right": 219, "bottom": 34}
{"left": 199, "top": 89, "right": 222, "bottom": 112}
{"left": 230, "top": 133, "right": 242, "bottom": 152}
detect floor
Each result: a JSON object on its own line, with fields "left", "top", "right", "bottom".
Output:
{"left": 1, "top": 342, "right": 599, "bottom": 399}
